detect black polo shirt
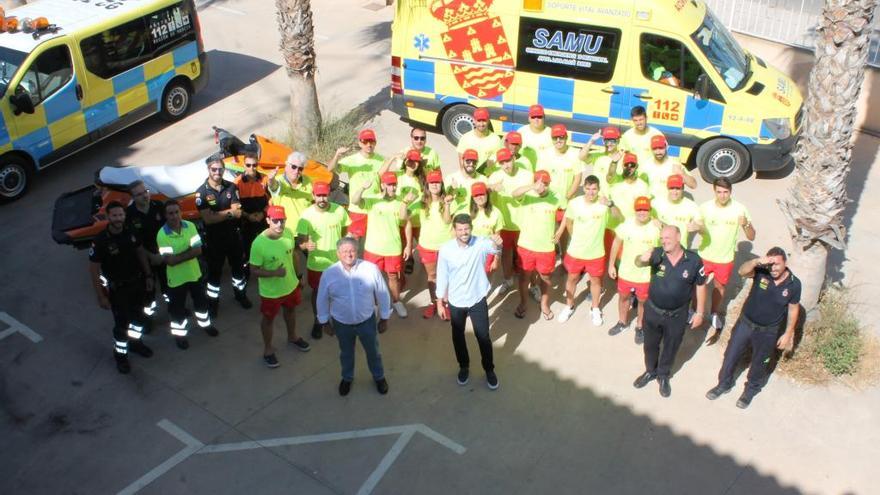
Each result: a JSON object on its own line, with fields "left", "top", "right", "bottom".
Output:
{"left": 126, "top": 200, "right": 165, "bottom": 253}
{"left": 89, "top": 226, "right": 143, "bottom": 283}
{"left": 743, "top": 267, "right": 801, "bottom": 326}
{"left": 195, "top": 179, "right": 240, "bottom": 237}
{"left": 648, "top": 247, "right": 707, "bottom": 310}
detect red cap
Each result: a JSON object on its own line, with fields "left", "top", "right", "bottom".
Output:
{"left": 358, "top": 129, "right": 376, "bottom": 142}
{"left": 528, "top": 104, "right": 544, "bottom": 118}
{"left": 601, "top": 126, "right": 621, "bottom": 140}
{"left": 462, "top": 149, "right": 479, "bottom": 162}
{"left": 550, "top": 124, "right": 568, "bottom": 138}
{"left": 651, "top": 134, "right": 668, "bottom": 149}
{"left": 266, "top": 205, "right": 286, "bottom": 220}
{"left": 471, "top": 182, "right": 488, "bottom": 196}
{"left": 634, "top": 196, "right": 652, "bottom": 212}
{"left": 505, "top": 131, "right": 522, "bottom": 144}
{"left": 534, "top": 170, "right": 551, "bottom": 184}
{"left": 381, "top": 171, "right": 398, "bottom": 185}
{"left": 666, "top": 174, "right": 684, "bottom": 189}
{"left": 405, "top": 149, "right": 422, "bottom": 162}
{"left": 313, "top": 181, "right": 331, "bottom": 195}
{"left": 623, "top": 152, "right": 638, "bottom": 166}
{"left": 426, "top": 170, "right": 443, "bottom": 184}
{"left": 496, "top": 148, "right": 513, "bottom": 162}
{"left": 473, "top": 108, "right": 490, "bottom": 121}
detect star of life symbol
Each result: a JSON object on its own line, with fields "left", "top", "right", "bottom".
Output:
{"left": 414, "top": 33, "right": 430, "bottom": 52}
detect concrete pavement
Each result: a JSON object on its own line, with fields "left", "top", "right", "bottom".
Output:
{"left": 1, "top": 0, "right": 879, "bottom": 494}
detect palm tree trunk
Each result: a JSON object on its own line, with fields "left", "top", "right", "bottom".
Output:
{"left": 778, "top": 0, "right": 877, "bottom": 316}
{"left": 275, "top": 0, "right": 322, "bottom": 148}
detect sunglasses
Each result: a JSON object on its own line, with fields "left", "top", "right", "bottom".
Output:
{"left": 209, "top": 167, "right": 224, "bottom": 173}
{"left": 553, "top": 136, "right": 566, "bottom": 141}
{"left": 624, "top": 163, "right": 638, "bottom": 168}
{"left": 411, "top": 136, "right": 426, "bottom": 141}
{"left": 464, "top": 159, "right": 477, "bottom": 164}
{"left": 360, "top": 140, "right": 376, "bottom": 144}
{"left": 244, "top": 162, "right": 258, "bottom": 168}
{"left": 530, "top": 115, "right": 544, "bottom": 119}
{"left": 286, "top": 163, "right": 305, "bottom": 171}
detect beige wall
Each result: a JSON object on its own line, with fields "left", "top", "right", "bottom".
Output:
{"left": 734, "top": 33, "right": 880, "bottom": 135}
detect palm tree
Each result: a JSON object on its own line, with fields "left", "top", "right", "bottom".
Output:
{"left": 275, "top": 0, "right": 322, "bottom": 148}
{"left": 778, "top": 0, "right": 877, "bottom": 315}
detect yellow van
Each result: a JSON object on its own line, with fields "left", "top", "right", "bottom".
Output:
{"left": 390, "top": 0, "right": 802, "bottom": 183}
{"left": 0, "top": 0, "right": 208, "bottom": 202}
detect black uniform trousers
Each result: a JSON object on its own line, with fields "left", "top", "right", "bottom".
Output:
{"left": 142, "top": 264, "right": 168, "bottom": 319}
{"left": 167, "top": 281, "right": 212, "bottom": 336}
{"left": 449, "top": 297, "right": 495, "bottom": 372}
{"left": 643, "top": 301, "right": 689, "bottom": 378}
{"left": 204, "top": 228, "right": 247, "bottom": 301}
{"left": 108, "top": 279, "right": 146, "bottom": 357}
{"left": 718, "top": 317, "right": 781, "bottom": 394}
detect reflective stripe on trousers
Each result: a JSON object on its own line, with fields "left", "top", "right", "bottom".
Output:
{"left": 193, "top": 310, "right": 211, "bottom": 328}
{"left": 170, "top": 319, "right": 189, "bottom": 337}
{"left": 206, "top": 283, "right": 220, "bottom": 299}
{"left": 114, "top": 339, "right": 128, "bottom": 355}
{"left": 127, "top": 322, "right": 144, "bottom": 340}
{"left": 231, "top": 277, "right": 246, "bottom": 291}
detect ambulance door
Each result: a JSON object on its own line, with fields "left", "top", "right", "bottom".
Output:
{"left": 632, "top": 28, "right": 726, "bottom": 159}
{"left": 513, "top": 16, "right": 627, "bottom": 141}
{"left": 8, "top": 39, "right": 87, "bottom": 167}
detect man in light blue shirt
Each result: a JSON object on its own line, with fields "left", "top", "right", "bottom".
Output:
{"left": 436, "top": 214, "right": 503, "bottom": 390}
{"left": 317, "top": 237, "right": 392, "bottom": 396}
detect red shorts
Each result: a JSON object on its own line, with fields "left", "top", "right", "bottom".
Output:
{"left": 260, "top": 286, "right": 302, "bottom": 320}
{"left": 417, "top": 245, "right": 439, "bottom": 264}
{"left": 485, "top": 253, "right": 496, "bottom": 273}
{"left": 307, "top": 269, "right": 322, "bottom": 290}
{"left": 617, "top": 279, "right": 649, "bottom": 302}
{"left": 500, "top": 230, "right": 519, "bottom": 250}
{"left": 348, "top": 212, "right": 367, "bottom": 238}
{"left": 563, "top": 253, "right": 605, "bottom": 278}
{"left": 703, "top": 260, "right": 734, "bottom": 286}
{"left": 517, "top": 246, "right": 555, "bottom": 276}
{"left": 555, "top": 208, "right": 565, "bottom": 223}
{"left": 364, "top": 250, "right": 403, "bottom": 274}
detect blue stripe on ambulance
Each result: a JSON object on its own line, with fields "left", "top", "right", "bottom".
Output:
{"left": 147, "top": 72, "right": 176, "bottom": 105}
{"left": 44, "top": 77, "right": 82, "bottom": 124}
{"left": 0, "top": 115, "right": 10, "bottom": 147}
{"left": 683, "top": 96, "right": 724, "bottom": 131}
{"left": 537, "top": 76, "right": 573, "bottom": 112}
{"left": 172, "top": 43, "right": 198, "bottom": 67}
{"left": 112, "top": 66, "right": 146, "bottom": 94}
{"left": 403, "top": 58, "right": 435, "bottom": 93}
{"left": 85, "top": 98, "right": 119, "bottom": 133}
{"left": 13, "top": 127, "right": 53, "bottom": 159}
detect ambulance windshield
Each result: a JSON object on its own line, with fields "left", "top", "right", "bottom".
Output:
{"left": 0, "top": 47, "right": 27, "bottom": 97}
{"left": 691, "top": 9, "right": 750, "bottom": 91}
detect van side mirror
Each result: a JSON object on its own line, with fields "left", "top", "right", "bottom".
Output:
{"left": 694, "top": 74, "right": 710, "bottom": 101}
{"left": 9, "top": 89, "right": 35, "bottom": 115}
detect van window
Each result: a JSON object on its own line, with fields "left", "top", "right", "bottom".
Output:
{"left": 80, "top": 2, "right": 195, "bottom": 80}
{"left": 0, "top": 47, "right": 27, "bottom": 97}
{"left": 516, "top": 17, "right": 620, "bottom": 83}
{"left": 17, "top": 45, "right": 73, "bottom": 106}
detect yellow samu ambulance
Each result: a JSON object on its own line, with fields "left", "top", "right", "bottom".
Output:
{"left": 0, "top": 0, "right": 208, "bottom": 202}
{"left": 390, "top": 0, "right": 802, "bottom": 183}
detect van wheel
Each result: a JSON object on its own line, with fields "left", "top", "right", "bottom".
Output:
{"left": 440, "top": 104, "right": 476, "bottom": 146}
{"left": 160, "top": 80, "right": 192, "bottom": 122}
{"left": 0, "top": 155, "right": 33, "bottom": 203}
{"left": 695, "top": 138, "right": 751, "bottom": 183}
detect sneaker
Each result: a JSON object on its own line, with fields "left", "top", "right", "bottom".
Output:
{"left": 311, "top": 322, "right": 323, "bottom": 339}
{"left": 422, "top": 304, "right": 436, "bottom": 319}
{"left": 375, "top": 378, "right": 389, "bottom": 395}
{"left": 591, "top": 307, "right": 603, "bottom": 326}
{"left": 393, "top": 301, "right": 408, "bottom": 318}
{"left": 557, "top": 306, "right": 575, "bottom": 323}
{"left": 705, "top": 383, "right": 733, "bottom": 400}
{"left": 175, "top": 337, "right": 189, "bottom": 350}
{"left": 608, "top": 321, "right": 627, "bottom": 336}
{"left": 203, "top": 325, "right": 219, "bottom": 337}
{"left": 115, "top": 356, "right": 131, "bottom": 374}
{"left": 129, "top": 340, "right": 153, "bottom": 358}
{"left": 634, "top": 327, "right": 644, "bottom": 345}
{"left": 236, "top": 294, "right": 253, "bottom": 309}
{"left": 486, "top": 370, "right": 499, "bottom": 390}
{"left": 457, "top": 367, "right": 469, "bottom": 385}
{"left": 339, "top": 379, "right": 352, "bottom": 396}
{"left": 498, "top": 279, "right": 515, "bottom": 295}
{"left": 529, "top": 285, "right": 541, "bottom": 303}
{"left": 289, "top": 338, "right": 311, "bottom": 352}
{"left": 711, "top": 313, "right": 725, "bottom": 331}
{"left": 263, "top": 353, "right": 280, "bottom": 368}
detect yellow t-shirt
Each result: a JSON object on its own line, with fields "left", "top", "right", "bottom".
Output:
{"left": 456, "top": 130, "right": 502, "bottom": 167}
{"left": 538, "top": 147, "right": 582, "bottom": 210}
{"left": 396, "top": 172, "right": 424, "bottom": 227}
{"left": 698, "top": 199, "right": 751, "bottom": 263}
{"left": 269, "top": 176, "right": 313, "bottom": 228}
{"left": 517, "top": 124, "right": 553, "bottom": 155}
{"left": 516, "top": 191, "right": 559, "bottom": 253}
{"left": 472, "top": 207, "right": 504, "bottom": 237}
{"left": 249, "top": 228, "right": 300, "bottom": 298}
{"left": 411, "top": 200, "right": 452, "bottom": 251}
{"left": 620, "top": 126, "right": 664, "bottom": 165}
{"left": 565, "top": 198, "right": 610, "bottom": 261}
{"left": 642, "top": 156, "right": 693, "bottom": 199}
{"left": 444, "top": 170, "right": 488, "bottom": 215}
{"left": 295, "top": 203, "right": 351, "bottom": 272}
{"left": 338, "top": 152, "right": 384, "bottom": 214}
{"left": 615, "top": 219, "right": 660, "bottom": 283}
{"left": 589, "top": 153, "right": 625, "bottom": 195}
{"left": 653, "top": 197, "right": 700, "bottom": 247}
{"left": 363, "top": 197, "right": 405, "bottom": 256}
{"left": 488, "top": 166, "right": 533, "bottom": 231}
{"left": 607, "top": 176, "right": 650, "bottom": 229}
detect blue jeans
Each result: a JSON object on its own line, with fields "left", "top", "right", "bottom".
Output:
{"left": 333, "top": 315, "right": 384, "bottom": 382}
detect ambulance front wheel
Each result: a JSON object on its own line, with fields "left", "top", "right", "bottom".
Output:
{"left": 696, "top": 138, "right": 751, "bottom": 183}
{"left": 440, "top": 104, "right": 476, "bottom": 146}
{"left": 160, "top": 79, "right": 193, "bottom": 122}
{"left": 0, "top": 154, "right": 32, "bottom": 203}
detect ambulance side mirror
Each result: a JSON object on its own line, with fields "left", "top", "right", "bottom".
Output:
{"left": 694, "top": 74, "right": 709, "bottom": 101}
{"left": 9, "top": 89, "right": 35, "bottom": 115}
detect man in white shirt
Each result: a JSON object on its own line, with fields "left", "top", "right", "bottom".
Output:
{"left": 317, "top": 237, "right": 392, "bottom": 396}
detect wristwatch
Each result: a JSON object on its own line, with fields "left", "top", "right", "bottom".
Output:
{"left": 226, "top": 211, "right": 233, "bottom": 219}
{"left": 607, "top": 200, "right": 615, "bottom": 208}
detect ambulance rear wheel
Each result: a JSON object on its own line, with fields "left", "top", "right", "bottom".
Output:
{"left": 441, "top": 104, "right": 476, "bottom": 146}
{"left": 696, "top": 138, "right": 751, "bottom": 183}
{"left": 160, "top": 80, "right": 192, "bottom": 122}
{"left": 0, "top": 154, "right": 32, "bottom": 203}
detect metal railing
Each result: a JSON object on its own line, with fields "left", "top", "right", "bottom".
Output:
{"left": 703, "top": 0, "right": 880, "bottom": 68}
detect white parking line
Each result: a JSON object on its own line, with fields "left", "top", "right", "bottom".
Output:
{"left": 117, "top": 420, "right": 204, "bottom": 495}
{"left": 0, "top": 312, "right": 43, "bottom": 343}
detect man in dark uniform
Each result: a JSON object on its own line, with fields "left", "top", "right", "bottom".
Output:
{"left": 195, "top": 153, "right": 252, "bottom": 317}
{"left": 89, "top": 201, "right": 154, "bottom": 374}
{"left": 126, "top": 180, "right": 166, "bottom": 330}
{"left": 234, "top": 151, "right": 270, "bottom": 281}
{"left": 633, "top": 225, "right": 707, "bottom": 397}
{"left": 706, "top": 247, "right": 801, "bottom": 409}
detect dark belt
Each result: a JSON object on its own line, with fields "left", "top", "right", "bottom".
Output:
{"left": 109, "top": 276, "right": 143, "bottom": 290}
{"left": 646, "top": 299, "right": 688, "bottom": 318}
{"left": 742, "top": 315, "right": 783, "bottom": 332}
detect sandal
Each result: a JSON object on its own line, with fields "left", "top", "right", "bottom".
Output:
{"left": 542, "top": 310, "right": 554, "bottom": 321}
{"left": 514, "top": 305, "right": 527, "bottom": 319}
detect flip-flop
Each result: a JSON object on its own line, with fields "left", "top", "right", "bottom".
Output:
{"left": 542, "top": 310, "right": 554, "bottom": 321}
{"left": 514, "top": 305, "right": 527, "bottom": 319}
